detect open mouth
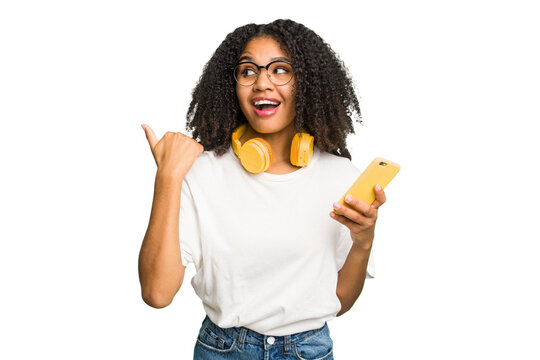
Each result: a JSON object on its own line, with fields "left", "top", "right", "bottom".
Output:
{"left": 252, "top": 99, "right": 281, "bottom": 116}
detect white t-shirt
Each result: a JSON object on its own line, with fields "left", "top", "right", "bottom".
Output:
{"left": 179, "top": 144, "right": 375, "bottom": 336}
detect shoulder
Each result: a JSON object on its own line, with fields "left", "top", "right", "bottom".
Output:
{"left": 312, "top": 149, "right": 363, "bottom": 192}
{"left": 184, "top": 146, "right": 237, "bottom": 183}
{"left": 317, "top": 150, "right": 361, "bottom": 177}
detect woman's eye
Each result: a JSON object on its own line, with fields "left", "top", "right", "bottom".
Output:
{"left": 274, "top": 67, "right": 289, "bottom": 74}
{"left": 242, "top": 68, "right": 256, "bottom": 77}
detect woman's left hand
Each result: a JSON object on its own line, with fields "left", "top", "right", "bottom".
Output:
{"left": 329, "top": 184, "right": 386, "bottom": 250}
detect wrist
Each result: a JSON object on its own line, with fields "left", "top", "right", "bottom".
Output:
{"left": 156, "top": 168, "right": 185, "bottom": 184}
{"left": 351, "top": 240, "right": 373, "bottom": 254}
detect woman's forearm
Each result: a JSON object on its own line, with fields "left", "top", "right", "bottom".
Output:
{"left": 138, "top": 171, "right": 185, "bottom": 308}
{"left": 336, "top": 243, "right": 371, "bottom": 316}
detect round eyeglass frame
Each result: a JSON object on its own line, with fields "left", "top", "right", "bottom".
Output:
{"left": 233, "top": 60, "right": 294, "bottom": 87}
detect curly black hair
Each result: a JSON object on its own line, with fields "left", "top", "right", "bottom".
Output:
{"left": 186, "top": 19, "right": 362, "bottom": 160}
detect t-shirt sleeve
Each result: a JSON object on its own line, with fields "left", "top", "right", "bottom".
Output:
{"left": 179, "top": 177, "right": 201, "bottom": 269}
{"left": 335, "top": 224, "right": 375, "bottom": 278}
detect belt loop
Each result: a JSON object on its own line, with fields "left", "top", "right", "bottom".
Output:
{"left": 237, "top": 328, "right": 247, "bottom": 349}
{"left": 284, "top": 334, "right": 291, "bottom": 354}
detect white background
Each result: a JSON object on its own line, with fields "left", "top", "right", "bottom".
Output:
{"left": 1, "top": 0, "right": 539, "bottom": 359}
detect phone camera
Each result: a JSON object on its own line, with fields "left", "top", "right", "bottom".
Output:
{"left": 379, "top": 162, "right": 387, "bottom": 166}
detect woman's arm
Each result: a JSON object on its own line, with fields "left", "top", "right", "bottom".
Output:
{"left": 138, "top": 171, "right": 185, "bottom": 308}
{"left": 138, "top": 125, "right": 203, "bottom": 308}
{"left": 331, "top": 185, "right": 386, "bottom": 316}
{"left": 336, "top": 244, "right": 371, "bottom": 316}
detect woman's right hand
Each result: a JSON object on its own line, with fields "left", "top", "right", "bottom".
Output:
{"left": 141, "top": 124, "right": 204, "bottom": 180}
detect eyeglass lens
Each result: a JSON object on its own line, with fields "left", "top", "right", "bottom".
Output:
{"left": 234, "top": 61, "right": 293, "bottom": 86}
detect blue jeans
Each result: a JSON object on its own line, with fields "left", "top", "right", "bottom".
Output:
{"left": 193, "top": 315, "right": 334, "bottom": 359}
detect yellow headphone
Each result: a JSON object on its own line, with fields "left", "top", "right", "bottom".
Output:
{"left": 231, "top": 124, "right": 315, "bottom": 174}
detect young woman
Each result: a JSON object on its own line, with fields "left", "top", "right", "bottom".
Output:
{"left": 139, "top": 19, "right": 386, "bottom": 360}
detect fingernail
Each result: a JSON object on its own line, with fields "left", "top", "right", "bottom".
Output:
{"left": 345, "top": 195, "right": 352, "bottom": 202}
{"left": 375, "top": 184, "right": 381, "bottom": 191}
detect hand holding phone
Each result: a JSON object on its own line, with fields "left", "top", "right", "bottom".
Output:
{"left": 334, "top": 157, "right": 400, "bottom": 215}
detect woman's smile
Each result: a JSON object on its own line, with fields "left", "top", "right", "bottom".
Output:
{"left": 236, "top": 36, "right": 296, "bottom": 135}
{"left": 252, "top": 97, "right": 281, "bottom": 116}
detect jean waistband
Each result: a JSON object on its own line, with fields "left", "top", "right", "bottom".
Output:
{"left": 202, "top": 315, "right": 328, "bottom": 346}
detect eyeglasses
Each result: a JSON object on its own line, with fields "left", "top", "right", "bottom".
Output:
{"left": 234, "top": 60, "right": 294, "bottom": 86}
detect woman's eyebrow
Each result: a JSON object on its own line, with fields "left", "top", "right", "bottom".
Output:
{"left": 238, "top": 55, "right": 254, "bottom": 62}
{"left": 238, "top": 55, "right": 291, "bottom": 63}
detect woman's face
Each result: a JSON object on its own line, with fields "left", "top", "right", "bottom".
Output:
{"left": 235, "top": 36, "right": 296, "bottom": 135}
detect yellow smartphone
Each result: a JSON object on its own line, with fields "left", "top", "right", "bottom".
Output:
{"left": 334, "top": 157, "right": 400, "bottom": 215}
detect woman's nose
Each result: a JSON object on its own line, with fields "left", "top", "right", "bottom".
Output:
{"left": 253, "top": 69, "right": 274, "bottom": 91}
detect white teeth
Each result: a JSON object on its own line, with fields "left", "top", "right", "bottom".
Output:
{"left": 254, "top": 100, "right": 280, "bottom": 106}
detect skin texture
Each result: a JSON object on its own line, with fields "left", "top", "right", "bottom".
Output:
{"left": 332, "top": 186, "right": 387, "bottom": 316}
{"left": 138, "top": 125, "right": 204, "bottom": 308}
{"left": 138, "top": 20, "right": 391, "bottom": 317}
{"left": 236, "top": 36, "right": 299, "bottom": 174}
{"left": 233, "top": 34, "right": 390, "bottom": 318}
{"left": 331, "top": 185, "right": 387, "bottom": 250}
{"left": 186, "top": 19, "right": 362, "bottom": 160}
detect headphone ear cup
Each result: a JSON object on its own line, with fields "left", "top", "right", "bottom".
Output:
{"left": 255, "top": 138, "right": 273, "bottom": 165}
{"left": 290, "top": 133, "right": 314, "bottom": 167}
{"left": 238, "top": 137, "right": 273, "bottom": 174}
